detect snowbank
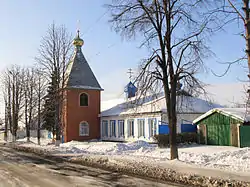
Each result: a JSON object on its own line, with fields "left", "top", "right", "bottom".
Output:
{"left": 14, "top": 139, "right": 250, "bottom": 174}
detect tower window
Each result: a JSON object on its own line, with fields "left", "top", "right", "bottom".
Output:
{"left": 80, "top": 93, "right": 88, "bottom": 106}
{"left": 79, "top": 122, "right": 89, "bottom": 136}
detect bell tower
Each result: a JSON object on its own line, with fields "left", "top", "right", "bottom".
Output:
{"left": 63, "top": 30, "right": 103, "bottom": 142}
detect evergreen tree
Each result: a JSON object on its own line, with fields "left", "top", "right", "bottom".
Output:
{"left": 42, "top": 71, "right": 56, "bottom": 136}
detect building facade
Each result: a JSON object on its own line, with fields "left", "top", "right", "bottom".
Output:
{"left": 100, "top": 93, "right": 221, "bottom": 142}
{"left": 63, "top": 31, "right": 103, "bottom": 142}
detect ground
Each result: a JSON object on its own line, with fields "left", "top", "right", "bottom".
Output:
{"left": 0, "top": 144, "right": 181, "bottom": 187}
{"left": 1, "top": 137, "right": 248, "bottom": 186}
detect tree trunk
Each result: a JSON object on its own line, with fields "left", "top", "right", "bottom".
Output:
{"left": 55, "top": 101, "right": 60, "bottom": 146}
{"left": 163, "top": 76, "right": 178, "bottom": 160}
{"left": 169, "top": 81, "right": 178, "bottom": 160}
{"left": 37, "top": 79, "right": 41, "bottom": 145}
{"left": 55, "top": 69, "right": 61, "bottom": 146}
{"left": 4, "top": 102, "right": 8, "bottom": 141}
{"left": 243, "top": 1, "right": 250, "bottom": 108}
{"left": 169, "top": 108, "right": 178, "bottom": 160}
{"left": 7, "top": 80, "right": 12, "bottom": 135}
{"left": 12, "top": 76, "right": 15, "bottom": 142}
{"left": 25, "top": 92, "right": 30, "bottom": 142}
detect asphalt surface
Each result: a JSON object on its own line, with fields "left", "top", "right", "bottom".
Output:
{"left": 0, "top": 145, "right": 184, "bottom": 187}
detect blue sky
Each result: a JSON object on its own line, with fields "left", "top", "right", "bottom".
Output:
{"left": 0, "top": 0, "right": 247, "bottom": 103}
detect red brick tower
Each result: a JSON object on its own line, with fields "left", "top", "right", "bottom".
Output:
{"left": 63, "top": 30, "right": 103, "bottom": 142}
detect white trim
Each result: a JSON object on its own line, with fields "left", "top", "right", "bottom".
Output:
{"left": 79, "top": 121, "right": 89, "bottom": 136}
{"left": 118, "top": 120, "right": 125, "bottom": 138}
{"left": 137, "top": 119, "right": 145, "bottom": 138}
{"left": 193, "top": 108, "right": 245, "bottom": 124}
{"left": 101, "top": 120, "right": 108, "bottom": 137}
{"left": 148, "top": 118, "right": 157, "bottom": 138}
{"left": 110, "top": 120, "right": 116, "bottom": 137}
{"left": 127, "top": 119, "right": 134, "bottom": 137}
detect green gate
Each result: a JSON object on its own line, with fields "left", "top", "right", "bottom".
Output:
{"left": 207, "top": 124, "right": 230, "bottom": 145}
{"left": 240, "top": 126, "right": 250, "bottom": 148}
{"left": 196, "top": 111, "right": 243, "bottom": 146}
{"left": 205, "top": 113, "right": 231, "bottom": 146}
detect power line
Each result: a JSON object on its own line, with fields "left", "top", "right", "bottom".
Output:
{"left": 79, "top": 0, "right": 125, "bottom": 37}
{"left": 80, "top": 10, "right": 109, "bottom": 38}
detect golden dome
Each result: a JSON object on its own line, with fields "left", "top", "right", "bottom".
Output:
{"left": 73, "top": 30, "right": 84, "bottom": 47}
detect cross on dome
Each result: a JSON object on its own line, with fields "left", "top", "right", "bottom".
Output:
{"left": 73, "top": 30, "right": 84, "bottom": 47}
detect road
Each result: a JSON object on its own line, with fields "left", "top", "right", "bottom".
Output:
{"left": 0, "top": 145, "right": 184, "bottom": 187}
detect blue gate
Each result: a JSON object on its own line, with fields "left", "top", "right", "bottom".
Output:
{"left": 181, "top": 124, "right": 197, "bottom": 133}
{"left": 159, "top": 123, "right": 169, "bottom": 134}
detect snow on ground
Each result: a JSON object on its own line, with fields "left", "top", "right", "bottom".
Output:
{"left": 17, "top": 137, "right": 52, "bottom": 146}
{"left": 15, "top": 138, "right": 250, "bottom": 174}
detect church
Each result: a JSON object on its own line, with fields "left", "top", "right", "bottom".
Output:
{"left": 62, "top": 30, "right": 222, "bottom": 143}
{"left": 62, "top": 31, "right": 103, "bottom": 142}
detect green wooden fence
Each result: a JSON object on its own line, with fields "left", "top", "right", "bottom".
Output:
{"left": 240, "top": 126, "right": 250, "bottom": 148}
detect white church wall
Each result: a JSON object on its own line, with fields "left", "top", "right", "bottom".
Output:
{"left": 100, "top": 113, "right": 161, "bottom": 142}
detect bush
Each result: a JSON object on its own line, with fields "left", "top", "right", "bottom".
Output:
{"left": 153, "top": 132, "right": 197, "bottom": 148}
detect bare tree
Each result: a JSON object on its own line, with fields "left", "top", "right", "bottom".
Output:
{"left": 107, "top": 0, "right": 220, "bottom": 159}
{"left": 34, "top": 68, "right": 47, "bottom": 145}
{"left": 222, "top": 1, "right": 250, "bottom": 111}
{"left": 36, "top": 23, "right": 72, "bottom": 145}
{"left": 23, "top": 67, "right": 37, "bottom": 142}
{"left": 2, "top": 75, "right": 10, "bottom": 141}
{"left": 2, "top": 65, "right": 25, "bottom": 141}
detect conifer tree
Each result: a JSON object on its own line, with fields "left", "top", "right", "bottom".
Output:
{"left": 42, "top": 71, "right": 56, "bottom": 137}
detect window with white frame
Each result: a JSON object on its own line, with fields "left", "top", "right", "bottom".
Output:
{"left": 79, "top": 122, "right": 89, "bottom": 136}
{"left": 138, "top": 119, "right": 145, "bottom": 137}
{"left": 127, "top": 119, "right": 134, "bottom": 137}
{"left": 102, "top": 120, "right": 108, "bottom": 137}
{"left": 110, "top": 120, "right": 116, "bottom": 137}
{"left": 118, "top": 120, "right": 124, "bottom": 137}
{"left": 148, "top": 118, "right": 157, "bottom": 137}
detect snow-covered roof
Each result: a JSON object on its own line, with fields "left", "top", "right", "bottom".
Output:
{"left": 193, "top": 108, "right": 250, "bottom": 124}
{"left": 101, "top": 93, "right": 222, "bottom": 117}
{"left": 101, "top": 98, "right": 125, "bottom": 111}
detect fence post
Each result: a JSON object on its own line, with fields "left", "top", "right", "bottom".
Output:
{"left": 237, "top": 124, "right": 241, "bottom": 148}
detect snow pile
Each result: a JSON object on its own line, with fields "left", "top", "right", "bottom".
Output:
{"left": 60, "top": 141, "right": 117, "bottom": 154}
{"left": 14, "top": 139, "right": 250, "bottom": 173}
{"left": 59, "top": 140, "right": 154, "bottom": 155}
{"left": 59, "top": 141, "right": 250, "bottom": 173}
{"left": 180, "top": 147, "right": 250, "bottom": 172}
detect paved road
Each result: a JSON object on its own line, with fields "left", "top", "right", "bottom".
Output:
{"left": 0, "top": 145, "right": 184, "bottom": 187}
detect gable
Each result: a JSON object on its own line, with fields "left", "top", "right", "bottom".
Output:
{"left": 194, "top": 109, "right": 245, "bottom": 125}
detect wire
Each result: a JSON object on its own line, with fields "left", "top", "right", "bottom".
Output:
{"left": 79, "top": 0, "right": 125, "bottom": 37}
{"left": 80, "top": 10, "right": 109, "bottom": 37}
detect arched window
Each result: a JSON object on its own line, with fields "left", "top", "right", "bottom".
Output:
{"left": 80, "top": 93, "right": 88, "bottom": 106}
{"left": 79, "top": 122, "right": 89, "bottom": 136}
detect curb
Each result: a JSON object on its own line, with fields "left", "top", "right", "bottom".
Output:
{"left": 5, "top": 143, "right": 250, "bottom": 187}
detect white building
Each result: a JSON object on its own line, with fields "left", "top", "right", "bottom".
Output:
{"left": 100, "top": 92, "right": 222, "bottom": 142}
